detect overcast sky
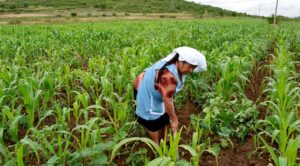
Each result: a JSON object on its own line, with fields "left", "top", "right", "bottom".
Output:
{"left": 186, "top": 0, "right": 300, "bottom": 17}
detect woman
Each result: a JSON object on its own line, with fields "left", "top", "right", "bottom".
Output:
{"left": 133, "top": 46, "right": 207, "bottom": 144}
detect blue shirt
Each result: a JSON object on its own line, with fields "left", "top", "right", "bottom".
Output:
{"left": 135, "top": 60, "right": 185, "bottom": 120}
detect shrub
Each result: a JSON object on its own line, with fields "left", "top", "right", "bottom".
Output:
{"left": 8, "top": 20, "right": 22, "bottom": 25}
{"left": 9, "top": 5, "right": 17, "bottom": 10}
{"left": 71, "top": 12, "right": 77, "bottom": 17}
{"left": 22, "top": 3, "right": 29, "bottom": 8}
{"left": 267, "top": 15, "right": 280, "bottom": 24}
{"left": 94, "top": 3, "right": 106, "bottom": 9}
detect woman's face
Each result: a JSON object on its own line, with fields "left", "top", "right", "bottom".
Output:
{"left": 177, "top": 61, "right": 196, "bottom": 75}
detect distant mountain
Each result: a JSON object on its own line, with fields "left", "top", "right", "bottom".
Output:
{"left": 0, "top": 0, "right": 248, "bottom": 17}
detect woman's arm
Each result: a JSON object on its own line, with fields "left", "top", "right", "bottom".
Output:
{"left": 155, "top": 70, "right": 178, "bottom": 132}
{"left": 133, "top": 72, "right": 145, "bottom": 91}
{"left": 163, "top": 96, "right": 178, "bottom": 132}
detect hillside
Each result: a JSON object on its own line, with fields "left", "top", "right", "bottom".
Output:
{"left": 0, "top": 0, "right": 247, "bottom": 17}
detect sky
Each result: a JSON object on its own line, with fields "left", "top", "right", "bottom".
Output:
{"left": 186, "top": 0, "right": 300, "bottom": 17}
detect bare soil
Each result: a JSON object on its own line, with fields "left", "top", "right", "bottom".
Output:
{"left": 0, "top": 11, "right": 194, "bottom": 25}
{"left": 245, "top": 54, "right": 273, "bottom": 119}
{"left": 0, "top": 13, "right": 51, "bottom": 18}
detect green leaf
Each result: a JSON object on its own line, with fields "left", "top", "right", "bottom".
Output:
{"left": 218, "top": 127, "right": 231, "bottom": 137}
{"left": 20, "top": 137, "right": 42, "bottom": 163}
{"left": 29, "top": 128, "right": 55, "bottom": 155}
{"left": 259, "top": 136, "right": 278, "bottom": 165}
{"left": 36, "top": 110, "right": 54, "bottom": 128}
{"left": 148, "top": 156, "right": 172, "bottom": 166}
{"left": 205, "top": 144, "right": 220, "bottom": 157}
{"left": 286, "top": 135, "right": 300, "bottom": 165}
{"left": 278, "top": 156, "right": 287, "bottom": 166}
{"left": 271, "top": 129, "right": 280, "bottom": 144}
{"left": 0, "top": 127, "right": 4, "bottom": 144}
{"left": 90, "top": 153, "right": 107, "bottom": 165}
{"left": 109, "top": 137, "right": 161, "bottom": 163}
{"left": 94, "top": 141, "right": 115, "bottom": 151}
{"left": 100, "top": 126, "right": 114, "bottom": 134}
{"left": 179, "top": 145, "right": 197, "bottom": 157}
{"left": 9, "top": 115, "right": 23, "bottom": 141}
{"left": 16, "top": 143, "right": 24, "bottom": 166}
{"left": 46, "top": 155, "right": 60, "bottom": 165}
{"left": 0, "top": 143, "right": 11, "bottom": 162}
{"left": 177, "top": 159, "right": 192, "bottom": 166}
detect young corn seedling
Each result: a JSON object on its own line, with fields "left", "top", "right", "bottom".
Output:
{"left": 216, "top": 56, "right": 250, "bottom": 100}
{"left": 39, "top": 72, "right": 56, "bottom": 110}
{"left": 71, "top": 117, "right": 100, "bottom": 150}
{"left": 72, "top": 90, "right": 90, "bottom": 123}
{"left": 27, "top": 127, "right": 55, "bottom": 160}
{"left": 75, "top": 70, "right": 100, "bottom": 100}
{"left": 54, "top": 130, "right": 73, "bottom": 164}
{"left": 110, "top": 128, "right": 186, "bottom": 165}
{"left": 100, "top": 72, "right": 113, "bottom": 99}
{"left": 20, "top": 136, "right": 43, "bottom": 164}
{"left": 2, "top": 102, "right": 23, "bottom": 142}
{"left": 18, "top": 80, "right": 42, "bottom": 128}
{"left": 54, "top": 104, "right": 71, "bottom": 128}
{"left": 181, "top": 114, "right": 223, "bottom": 166}
{"left": 179, "top": 130, "right": 207, "bottom": 166}
{"left": 103, "top": 93, "right": 129, "bottom": 132}
{"left": 59, "top": 64, "right": 72, "bottom": 106}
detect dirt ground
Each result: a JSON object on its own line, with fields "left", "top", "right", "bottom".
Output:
{"left": 0, "top": 13, "right": 51, "bottom": 18}
{"left": 0, "top": 10, "right": 194, "bottom": 25}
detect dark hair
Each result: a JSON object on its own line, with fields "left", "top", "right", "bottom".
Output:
{"left": 156, "top": 53, "right": 179, "bottom": 83}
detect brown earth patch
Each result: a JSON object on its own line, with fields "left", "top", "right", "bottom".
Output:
{"left": 0, "top": 13, "right": 51, "bottom": 18}
{"left": 176, "top": 101, "right": 200, "bottom": 144}
{"left": 245, "top": 53, "right": 274, "bottom": 119}
{"left": 201, "top": 136, "right": 272, "bottom": 166}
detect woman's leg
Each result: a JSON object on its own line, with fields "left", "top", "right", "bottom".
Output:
{"left": 147, "top": 130, "right": 160, "bottom": 144}
{"left": 161, "top": 125, "right": 168, "bottom": 140}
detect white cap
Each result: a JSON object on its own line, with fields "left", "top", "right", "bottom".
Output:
{"left": 162, "top": 46, "right": 207, "bottom": 73}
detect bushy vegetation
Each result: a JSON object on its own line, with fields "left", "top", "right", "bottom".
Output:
{"left": 0, "top": 0, "right": 247, "bottom": 17}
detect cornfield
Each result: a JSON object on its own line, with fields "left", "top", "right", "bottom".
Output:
{"left": 0, "top": 19, "right": 299, "bottom": 165}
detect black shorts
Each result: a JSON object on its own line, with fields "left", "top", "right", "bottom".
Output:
{"left": 135, "top": 113, "right": 170, "bottom": 132}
